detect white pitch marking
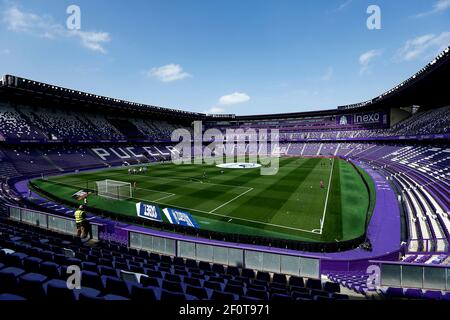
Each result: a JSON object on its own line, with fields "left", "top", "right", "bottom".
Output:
{"left": 49, "top": 162, "right": 320, "bottom": 234}
{"left": 148, "top": 198, "right": 318, "bottom": 233}
{"left": 209, "top": 187, "right": 254, "bottom": 213}
{"left": 103, "top": 170, "right": 252, "bottom": 190}
{"left": 152, "top": 193, "right": 176, "bottom": 202}
{"left": 319, "top": 157, "right": 335, "bottom": 234}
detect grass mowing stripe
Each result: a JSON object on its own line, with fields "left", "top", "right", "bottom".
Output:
{"left": 32, "top": 157, "right": 373, "bottom": 243}
{"left": 320, "top": 157, "right": 335, "bottom": 233}
{"left": 321, "top": 159, "right": 342, "bottom": 242}
{"left": 269, "top": 158, "right": 331, "bottom": 232}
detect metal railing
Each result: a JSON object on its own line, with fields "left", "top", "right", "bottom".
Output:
{"left": 7, "top": 205, "right": 101, "bottom": 240}
{"left": 128, "top": 230, "right": 321, "bottom": 279}
{"left": 371, "top": 260, "right": 450, "bottom": 291}
{"left": 6, "top": 204, "right": 321, "bottom": 279}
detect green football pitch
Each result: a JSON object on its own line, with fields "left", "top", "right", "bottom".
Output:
{"left": 31, "top": 157, "right": 375, "bottom": 243}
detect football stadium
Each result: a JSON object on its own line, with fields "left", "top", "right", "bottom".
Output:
{"left": 0, "top": 1, "right": 449, "bottom": 309}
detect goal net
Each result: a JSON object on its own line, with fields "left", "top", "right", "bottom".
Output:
{"left": 96, "top": 180, "right": 132, "bottom": 200}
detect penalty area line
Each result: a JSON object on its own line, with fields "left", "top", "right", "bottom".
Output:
{"left": 209, "top": 188, "right": 254, "bottom": 213}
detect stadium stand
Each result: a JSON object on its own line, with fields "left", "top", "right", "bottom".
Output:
{"left": 0, "top": 46, "right": 449, "bottom": 300}
{"left": 0, "top": 218, "right": 351, "bottom": 301}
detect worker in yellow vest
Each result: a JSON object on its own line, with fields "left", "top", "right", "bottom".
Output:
{"left": 74, "top": 205, "right": 92, "bottom": 240}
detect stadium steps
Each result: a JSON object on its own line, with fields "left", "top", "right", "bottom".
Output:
{"left": 40, "top": 154, "right": 64, "bottom": 172}
{"left": 15, "top": 109, "right": 49, "bottom": 140}
{"left": 0, "top": 159, "right": 20, "bottom": 180}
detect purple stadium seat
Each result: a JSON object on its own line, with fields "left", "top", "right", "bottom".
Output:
{"left": 130, "top": 284, "right": 157, "bottom": 301}
{"left": 211, "top": 290, "right": 236, "bottom": 301}
{"left": 22, "top": 256, "right": 42, "bottom": 273}
{"left": 224, "top": 283, "right": 245, "bottom": 297}
{"left": 140, "top": 275, "right": 161, "bottom": 288}
{"left": 0, "top": 294, "right": 27, "bottom": 300}
{"left": 423, "top": 290, "right": 442, "bottom": 300}
{"left": 160, "top": 290, "right": 187, "bottom": 301}
{"left": 186, "top": 285, "right": 209, "bottom": 300}
{"left": 45, "top": 279, "right": 76, "bottom": 301}
{"left": 271, "top": 293, "right": 292, "bottom": 301}
{"left": 81, "top": 271, "right": 104, "bottom": 291}
{"left": 18, "top": 272, "right": 47, "bottom": 300}
{"left": 103, "top": 294, "right": 130, "bottom": 300}
{"left": 198, "top": 261, "right": 211, "bottom": 272}
{"left": 385, "top": 287, "right": 404, "bottom": 298}
{"left": 164, "top": 273, "right": 181, "bottom": 283}
{"left": 226, "top": 266, "right": 240, "bottom": 277}
{"left": 241, "top": 268, "right": 255, "bottom": 279}
{"left": 212, "top": 263, "right": 225, "bottom": 274}
{"left": 98, "top": 265, "right": 117, "bottom": 277}
{"left": 78, "top": 292, "right": 105, "bottom": 301}
{"left": 323, "top": 281, "right": 341, "bottom": 293}
{"left": 204, "top": 281, "right": 223, "bottom": 292}
{"left": 272, "top": 273, "right": 287, "bottom": 285}
{"left": 39, "top": 261, "right": 60, "bottom": 279}
{"left": 0, "top": 267, "right": 25, "bottom": 291}
{"left": 256, "top": 271, "right": 270, "bottom": 282}
{"left": 331, "top": 293, "right": 349, "bottom": 300}
{"left": 183, "top": 277, "right": 201, "bottom": 287}
{"left": 81, "top": 261, "right": 98, "bottom": 273}
{"left": 162, "top": 279, "right": 183, "bottom": 293}
{"left": 146, "top": 269, "right": 163, "bottom": 279}
{"left": 306, "top": 278, "right": 322, "bottom": 290}
{"left": 207, "top": 276, "right": 225, "bottom": 284}
{"left": 247, "top": 288, "right": 269, "bottom": 300}
{"left": 103, "top": 276, "right": 131, "bottom": 297}
{"left": 6, "top": 252, "right": 27, "bottom": 268}
{"left": 404, "top": 288, "right": 423, "bottom": 299}
{"left": 185, "top": 259, "right": 198, "bottom": 269}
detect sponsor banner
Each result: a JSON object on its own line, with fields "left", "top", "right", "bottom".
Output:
{"left": 337, "top": 112, "right": 389, "bottom": 126}
{"left": 136, "top": 202, "right": 162, "bottom": 222}
{"left": 336, "top": 115, "right": 352, "bottom": 125}
{"left": 162, "top": 208, "right": 200, "bottom": 229}
{"left": 71, "top": 190, "right": 89, "bottom": 201}
{"left": 353, "top": 112, "right": 388, "bottom": 125}
{"left": 91, "top": 145, "right": 178, "bottom": 161}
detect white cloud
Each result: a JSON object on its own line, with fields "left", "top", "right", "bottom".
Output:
{"left": 218, "top": 92, "right": 250, "bottom": 106}
{"left": 71, "top": 30, "right": 111, "bottom": 53}
{"left": 148, "top": 64, "right": 191, "bottom": 82}
{"left": 414, "top": 0, "right": 450, "bottom": 18}
{"left": 319, "top": 67, "right": 333, "bottom": 81}
{"left": 2, "top": 5, "right": 110, "bottom": 53}
{"left": 359, "top": 49, "right": 383, "bottom": 74}
{"left": 338, "top": 0, "right": 353, "bottom": 11}
{"left": 204, "top": 107, "right": 225, "bottom": 114}
{"left": 396, "top": 32, "right": 450, "bottom": 61}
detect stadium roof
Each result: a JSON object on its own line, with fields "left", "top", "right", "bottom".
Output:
{"left": 0, "top": 74, "right": 206, "bottom": 122}
{"left": 1, "top": 46, "right": 449, "bottom": 121}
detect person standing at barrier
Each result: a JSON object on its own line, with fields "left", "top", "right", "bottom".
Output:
{"left": 74, "top": 205, "right": 93, "bottom": 240}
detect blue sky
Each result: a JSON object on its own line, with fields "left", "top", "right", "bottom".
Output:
{"left": 0, "top": 0, "right": 449, "bottom": 115}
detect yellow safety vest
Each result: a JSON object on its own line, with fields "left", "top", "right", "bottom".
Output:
{"left": 74, "top": 210, "right": 86, "bottom": 223}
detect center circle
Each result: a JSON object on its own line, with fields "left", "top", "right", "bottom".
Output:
{"left": 216, "top": 162, "right": 262, "bottom": 169}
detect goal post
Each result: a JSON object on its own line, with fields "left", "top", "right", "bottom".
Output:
{"left": 96, "top": 179, "right": 132, "bottom": 200}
